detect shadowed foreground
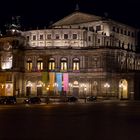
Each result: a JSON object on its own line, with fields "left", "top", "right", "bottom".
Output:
{"left": 0, "top": 101, "right": 140, "bottom": 140}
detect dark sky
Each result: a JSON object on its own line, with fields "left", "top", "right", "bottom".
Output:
{"left": 0, "top": 0, "right": 140, "bottom": 31}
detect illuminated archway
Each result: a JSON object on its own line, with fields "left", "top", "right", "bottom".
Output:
{"left": 119, "top": 79, "right": 128, "bottom": 99}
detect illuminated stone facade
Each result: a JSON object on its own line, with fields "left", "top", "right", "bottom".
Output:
{"left": 0, "top": 11, "right": 140, "bottom": 99}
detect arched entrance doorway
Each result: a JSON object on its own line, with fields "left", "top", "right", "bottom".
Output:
{"left": 37, "top": 81, "right": 43, "bottom": 96}
{"left": 26, "top": 81, "right": 32, "bottom": 96}
{"left": 119, "top": 79, "right": 128, "bottom": 99}
{"left": 92, "top": 81, "right": 98, "bottom": 96}
{"left": 72, "top": 81, "right": 79, "bottom": 97}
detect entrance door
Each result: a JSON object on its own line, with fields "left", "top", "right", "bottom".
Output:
{"left": 37, "top": 87, "right": 42, "bottom": 96}
{"left": 26, "top": 87, "right": 31, "bottom": 96}
{"left": 119, "top": 79, "right": 128, "bottom": 99}
{"left": 72, "top": 87, "right": 79, "bottom": 97}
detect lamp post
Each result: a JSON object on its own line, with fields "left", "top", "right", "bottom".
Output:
{"left": 46, "top": 84, "right": 50, "bottom": 96}
{"left": 80, "top": 84, "right": 84, "bottom": 97}
{"left": 104, "top": 83, "right": 110, "bottom": 97}
{"left": 83, "top": 85, "right": 87, "bottom": 103}
{"left": 84, "top": 86, "right": 87, "bottom": 97}
{"left": 46, "top": 87, "right": 49, "bottom": 96}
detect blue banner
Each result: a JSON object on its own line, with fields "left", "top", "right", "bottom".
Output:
{"left": 56, "top": 73, "right": 62, "bottom": 92}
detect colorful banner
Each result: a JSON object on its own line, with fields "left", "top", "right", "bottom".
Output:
{"left": 0, "top": 74, "right": 6, "bottom": 96}
{"left": 63, "top": 73, "right": 69, "bottom": 91}
{"left": 42, "top": 72, "right": 49, "bottom": 84}
{"left": 0, "top": 74, "right": 6, "bottom": 83}
{"left": 49, "top": 72, "right": 55, "bottom": 91}
{"left": 56, "top": 73, "right": 62, "bottom": 92}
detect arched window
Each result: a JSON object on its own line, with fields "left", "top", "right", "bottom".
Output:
{"left": 49, "top": 58, "right": 55, "bottom": 70}
{"left": 73, "top": 58, "right": 80, "bottom": 70}
{"left": 60, "top": 58, "right": 67, "bottom": 71}
{"left": 26, "top": 81, "right": 32, "bottom": 87}
{"left": 37, "top": 58, "right": 43, "bottom": 71}
{"left": 27, "top": 58, "right": 32, "bottom": 71}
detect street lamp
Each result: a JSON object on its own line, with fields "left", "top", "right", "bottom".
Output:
{"left": 46, "top": 84, "right": 50, "bottom": 96}
{"left": 84, "top": 85, "right": 87, "bottom": 97}
{"left": 46, "top": 87, "right": 49, "bottom": 96}
{"left": 104, "top": 83, "right": 110, "bottom": 96}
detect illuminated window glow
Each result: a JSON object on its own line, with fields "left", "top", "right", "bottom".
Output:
{"left": 37, "top": 58, "right": 43, "bottom": 71}
{"left": 73, "top": 58, "right": 80, "bottom": 70}
{"left": 49, "top": 58, "right": 55, "bottom": 70}
{"left": 61, "top": 58, "right": 67, "bottom": 70}
{"left": 27, "top": 58, "right": 32, "bottom": 71}
{"left": 1, "top": 54, "right": 13, "bottom": 70}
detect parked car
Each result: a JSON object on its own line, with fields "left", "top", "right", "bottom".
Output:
{"left": 0, "top": 96, "right": 17, "bottom": 104}
{"left": 66, "top": 96, "right": 78, "bottom": 102}
{"left": 86, "top": 96, "right": 97, "bottom": 101}
{"left": 24, "top": 97, "right": 41, "bottom": 104}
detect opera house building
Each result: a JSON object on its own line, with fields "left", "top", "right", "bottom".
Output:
{"left": 0, "top": 10, "right": 140, "bottom": 100}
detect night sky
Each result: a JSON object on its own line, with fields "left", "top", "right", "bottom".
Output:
{"left": 0, "top": 0, "right": 140, "bottom": 31}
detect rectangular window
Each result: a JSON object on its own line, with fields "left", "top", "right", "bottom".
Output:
{"left": 128, "top": 31, "right": 130, "bottom": 36}
{"left": 89, "top": 26, "right": 94, "bottom": 31}
{"left": 117, "top": 28, "right": 119, "bottom": 33}
{"left": 64, "top": 34, "right": 68, "bottom": 39}
{"left": 124, "top": 30, "right": 127, "bottom": 35}
{"left": 121, "top": 29, "right": 123, "bottom": 34}
{"left": 73, "top": 34, "right": 77, "bottom": 39}
{"left": 39, "top": 42, "right": 44, "bottom": 46}
{"left": 33, "top": 35, "right": 36, "bottom": 40}
{"left": 88, "top": 36, "right": 91, "bottom": 41}
{"left": 27, "top": 36, "right": 30, "bottom": 41}
{"left": 47, "top": 34, "right": 52, "bottom": 39}
{"left": 55, "top": 34, "right": 60, "bottom": 39}
{"left": 131, "top": 32, "right": 134, "bottom": 37}
{"left": 40, "top": 34, "right": 44, "bottom": 40}
{"left": 112, "top": 26, "right": 115, "bottom": 32}
{"left": 96, "top": 25, "right": 101, "bottom": 31}
{"left": 98, "top": 39, "right": 100, "bottom": 44}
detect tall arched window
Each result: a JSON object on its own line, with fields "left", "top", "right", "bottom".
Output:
{"left": 49, "top": 58, "right": 55, "bottom": 70}
{"left": 73, "top": 58, "right": 80, "bottom": 70}
{"left": 61, "top": 58, "right": 67, "bottom": 71}
{"left": 27, "top": 58, "right": 32, "bottom": 71}
{"left": 37, "top": 58, "right": 43, "bottom": 71}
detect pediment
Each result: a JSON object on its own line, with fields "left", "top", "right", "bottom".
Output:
{"left": 52, "top": 11, "right": 102, "bottom": 26}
